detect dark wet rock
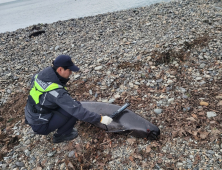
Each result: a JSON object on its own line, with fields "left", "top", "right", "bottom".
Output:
{"left": 28, "top": 30, "right": 45, "bottom": 38}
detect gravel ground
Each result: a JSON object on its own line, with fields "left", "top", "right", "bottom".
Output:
{"left": 0, "top": 0, "right": 222, "bottom": 169}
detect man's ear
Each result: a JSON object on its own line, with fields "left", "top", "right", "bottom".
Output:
{"left": 56, "top": 67, "right": 62, "bottom": 74}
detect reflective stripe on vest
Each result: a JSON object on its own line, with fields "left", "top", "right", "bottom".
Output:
{"left": 29, "top": 74, "right": 67, "bottom": 104}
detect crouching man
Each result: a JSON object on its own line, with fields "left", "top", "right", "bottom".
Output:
{"left": 25, "top": 55, "right": 112, "bottom": 143}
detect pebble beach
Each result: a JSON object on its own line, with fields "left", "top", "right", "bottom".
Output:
{"left": 0, "top": 0, "right": 222, "bottom": 169}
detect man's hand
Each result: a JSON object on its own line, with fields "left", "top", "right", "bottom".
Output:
{"left": 100, "top": 116, "right": 113, "bottom": 125}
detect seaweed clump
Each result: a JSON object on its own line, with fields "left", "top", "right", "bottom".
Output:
{"left": 153, "top": 34, "right": 212, "bottom": 65}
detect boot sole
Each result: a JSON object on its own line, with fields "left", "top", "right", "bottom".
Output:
{"left": 53, "top": 133, "right": 78, "bottom": 143}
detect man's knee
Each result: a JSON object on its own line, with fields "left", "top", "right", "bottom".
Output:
{"left": 31, "top": 124, "right": 52, "bottom": 135}
{"left": 53, "top": 108, "right": 72, "bottom": 119}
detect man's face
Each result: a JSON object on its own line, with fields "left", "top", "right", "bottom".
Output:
{"left": 58, "top": 67, "right": 72, "bottom": 79}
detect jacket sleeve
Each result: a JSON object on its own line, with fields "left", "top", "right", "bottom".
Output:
{"left": 50, "top": 89, "right": 101, "bottom": 124}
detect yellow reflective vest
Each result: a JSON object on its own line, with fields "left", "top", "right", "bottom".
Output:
{"left": 29, "top": 74, "right": 67, "bottom": 104}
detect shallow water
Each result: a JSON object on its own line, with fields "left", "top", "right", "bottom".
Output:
{"left": 0, "top": 0, "right": 171, "bottom": 33}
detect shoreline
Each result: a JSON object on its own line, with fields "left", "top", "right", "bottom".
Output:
{"left": 0, "top": 0, "right": 172, "bottom": 34}
{"left": 0, "top": 0, "right": 222, "bottom": 169}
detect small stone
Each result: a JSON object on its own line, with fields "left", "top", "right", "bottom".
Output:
{"left": 60, "top": 163, "right": 65, "bottom": 169}
{"left": 146, "top": 146, "right": 152, "bottom": 153}
{"left": 189, "top": 155, "right": 194, "bottom": 159}
{"left": 15, "top": 162, "right": 25, "bottom": 167}
{"left": 129, "top": 82, "right": 134, "bottom": 88}
{"left": 25, "top": 139, "right": 31, "bottom": 145}
{"left": 47, "top": 151, "right": 56, "bottom": 157}
{"left": 101, "top": 99, "right": 108, "bottom": 103}
{"left": 186, "top": 107, "right": 191, "bottom": 111}
{"left": 146, "top": 82, "right": 150, "bottom": 87}
{"left": 196, "top": 77, "right": 202, "bottom": 81}
{"left": 1, "top": 164, "right": 7, "bottom": 169}
{"left": 173, "top": 61, "right": 177, "bottom": 65}
{"left": 182, "top": 95, "right": 188, "bottom": 99}
{"left": 215, "top": 12, "right": 222, "bottom": 16}
{"left": 176, "top": 162, "right": 183, "bottom": 167}
{"left": 183, "top": 107, "right": 191, "bottom": 112}
{"left": 7, "top": 89, "right": 11, "bottom": 94}
{"left": 35, "top": 167, "right": 42, "bottom": 170}
{"left": 94, "top": 93, "right": 98, "bottom": 98}
{"left": 134, "top": 81, "right": 140, "bottom": 85}
{"left": 95, "top": 66, "right": 103, "bottom": 70}
{"left": 24, "top": 149, "right": 30, "bottom": 157}
{"left": 15, "top": 66, "right": 22, "bottom": 70}
{"left": 55, "top": 46, "right": 60, "bottom": 50}
{"left": 207, "top": 112, "right": 217, "bottom": 118}
{"left": 114, "top": 94, "right": 121, "bottom": 99}
{"left": 180, "top": 87, "right": 186, "bottom": 93}
{"left": 199, "top": 81, "right": 206, "bottom": 85}
{"left": 68, "top": 151, "right": 75, "bottom": 158}
{"left": 200, "top": 101, "right": 209, "bottom": 106}
{"left": 147, "top": 56, "right": 152, "bottom": 61}
{"left": 187, "top": 159, "right": 192, "bottom": 163}
{"left": 106, "top": 71, "right": 111, "bottom": 75}
{"left": 156, "top": 79, "right": 163, "bottom": 83}
{"left": 216, "top": 95, "right": 222, "bottom": 99}
{"left": 127, "top": 138, "right": 136, "bottom": 145}
{"left": 199, "top": 63, "right": 206, "bottom": 68}
{"left": 217, "top": 101, "right": 222, "bottom": 106}
{"left": 168, "top": 98, "right": 174, "bottom": 104}
{"left": 198, "top": 55, "right": 204, "bottom": 59}
{"left": 166, "top": 86, "right": 172, "bottom": 92}
{"left": 100, "top": 86, "right": 107, "bottom": 90}
{"left": 108, "top": 98, "right": 115, "bottom": 103}
{"left": 167, "top": 80, "right": 173, "bottom": 84}
{"left": 202, "top": 49, "right": 206, "bottom": 53}
{"left": 154, "top": 109, "right": 163, "bottom": 114}
{"left": 207, "top": 150, "right": 215, "bottom": 154}
{"left": 6, "top": 73, "right": 11, "bottom": 77}
{"left": 89, "top": 90, "right": 92, "bottom": 95}
{"left": 74, "top": 74, "right": 80, "bottom": 79}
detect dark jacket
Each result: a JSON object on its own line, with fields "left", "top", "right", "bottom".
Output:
{"left": 25, "top": 67, "right": 101, "bottom": 125}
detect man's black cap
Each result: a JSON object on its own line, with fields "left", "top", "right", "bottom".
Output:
{"left": 53, "top": 55, "right": 79, "bottom": 72}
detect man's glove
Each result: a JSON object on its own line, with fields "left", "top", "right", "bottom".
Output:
{"left": 100, "top": 116, "right": 113, "bottom": 125}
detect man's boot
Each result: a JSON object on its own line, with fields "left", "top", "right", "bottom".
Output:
{"left": 53, "top": 128, "right": 78, "bottom": 143}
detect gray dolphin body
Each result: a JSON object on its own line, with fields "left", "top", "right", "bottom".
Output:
{"left": 81, "top": 102, "right": 160, "bottom": 140}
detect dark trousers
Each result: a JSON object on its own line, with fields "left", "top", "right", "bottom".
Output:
{"left": 31, "top": 108, "right": 78, "bottom": 137}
